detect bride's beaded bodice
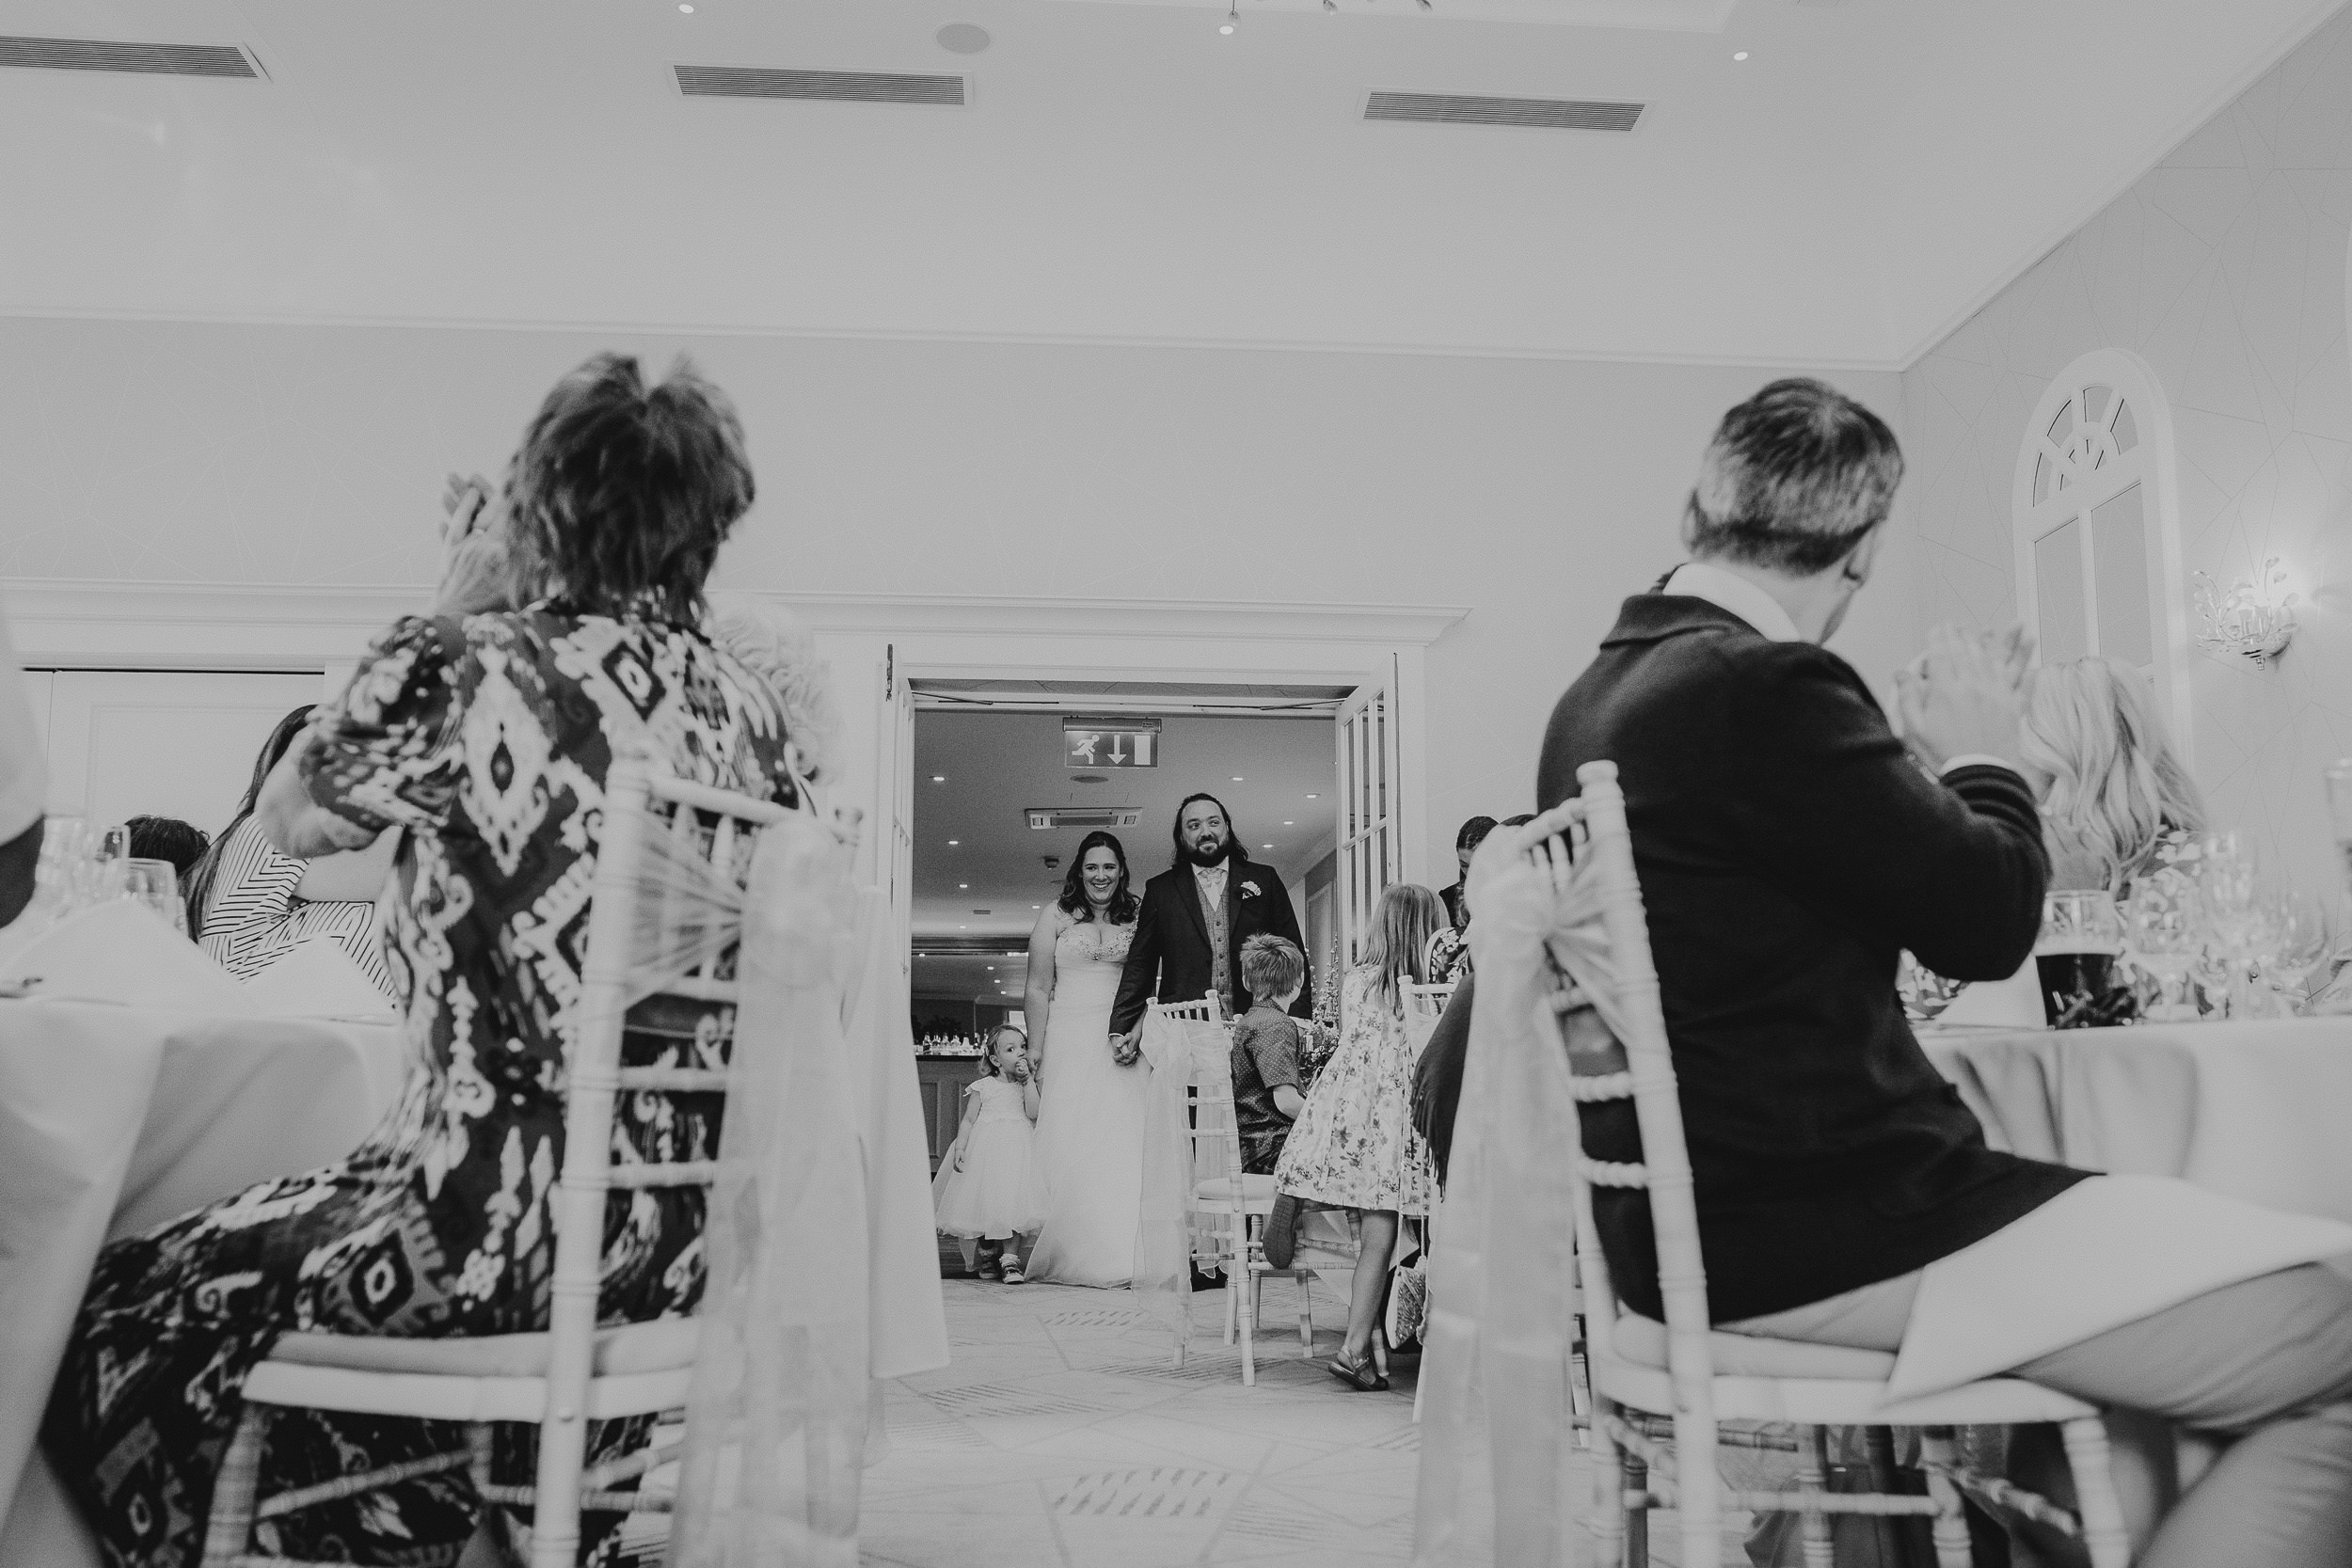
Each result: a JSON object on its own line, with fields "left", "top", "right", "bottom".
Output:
{"left": 1054, "top": 906, "right": 1136, "bottom": 970}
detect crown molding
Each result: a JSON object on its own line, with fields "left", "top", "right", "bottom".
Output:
{"left": 0, "top": 578, "right": 1468, "bottom": 668}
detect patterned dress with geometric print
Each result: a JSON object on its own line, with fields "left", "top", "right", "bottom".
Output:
{"left": 43, "top": 603, "right": 803, "bottom": 1568}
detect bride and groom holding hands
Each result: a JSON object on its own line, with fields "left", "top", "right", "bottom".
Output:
{"left": 1020, "top": 791, "right": 1312, "bottom": 1287}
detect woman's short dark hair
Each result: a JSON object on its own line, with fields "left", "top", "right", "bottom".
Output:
{"left": 1057, "top": 831, "right": 1139, "bottom": 925}
{"left": 1682, "top": 378, "right": 1903, "bottom": 576}
{"left": 128, "top": 816, "right": 211, "bottom": 878}
{"left": 1454, "top": 816, "right": 1499, "bottom": 855}
{"left": 504, "top": 353, "right": 755, "bottom": 621}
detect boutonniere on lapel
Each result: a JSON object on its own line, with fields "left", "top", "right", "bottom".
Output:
{"left": 1241, "top": 880, "right": 1262, "bottom": 898}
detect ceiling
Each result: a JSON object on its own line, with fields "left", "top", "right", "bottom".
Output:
{"left": 0, "top": 0, "right": 2337, "bottom": 366}
{"left": 909, "top": 708, "right": 1337, "bottom": 1001}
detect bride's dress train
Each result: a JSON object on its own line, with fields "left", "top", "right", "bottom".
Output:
{"left": 1025, "top": 911, "right": 1148, "bottom": 1287}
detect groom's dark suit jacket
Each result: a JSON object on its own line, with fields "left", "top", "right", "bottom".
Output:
{"left": 1109, "top": 855, "right": 1312, "bottom": 1037}
{"left": 1545, "top": 591, "right": 2085, "bottom": 1323}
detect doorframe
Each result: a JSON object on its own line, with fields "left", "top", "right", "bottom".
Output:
{"left": 1, "top": 578, "right": 1467, "bottom": 918}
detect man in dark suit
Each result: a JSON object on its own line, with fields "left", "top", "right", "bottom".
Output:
{"left": 1108, "top": 792, "right": 1311, "bottom": 1059}
{"left": 1520, "top": 378, "right": 2352, "bottom": 1564}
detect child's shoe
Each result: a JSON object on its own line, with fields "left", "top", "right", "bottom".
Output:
{"left": 1001, "top": 1258, "right": 1026, "bottom": 1284}
{"left": 975, "top": 1256, "right": 1003, "bottom": 1281}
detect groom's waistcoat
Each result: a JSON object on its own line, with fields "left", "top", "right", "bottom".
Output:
{"left": 1198, "top": 876, "right": 1231, "bottom": 1001}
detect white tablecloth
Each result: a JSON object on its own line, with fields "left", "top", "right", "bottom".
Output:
{"left": 0, "top": 999, "right": 405, "bottom": 1557}
{"left": 1922, "top": 1016, "right": 2352, "bottom": 1222}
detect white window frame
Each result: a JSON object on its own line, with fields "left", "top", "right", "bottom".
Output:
{"left": 2010, "top": 348, "right": 2191, "bottom": 757}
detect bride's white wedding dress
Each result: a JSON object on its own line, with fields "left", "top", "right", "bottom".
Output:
{"left": 1025, "top": 908, "right": 1149, "bottom": 1287}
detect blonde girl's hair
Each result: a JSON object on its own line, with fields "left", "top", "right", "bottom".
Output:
{"left": 1357, "top": 883, "right": 1446, "bottom": 1016}
{"left": 2019, "top": 657, "right": 2206, "bottom": 894}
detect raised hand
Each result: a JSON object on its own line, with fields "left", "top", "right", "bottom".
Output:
{"left": 431, "top": 472, "right": 523, "bottom": 619}
{"left": 1897, "top": 624, "right": 2030, "bottom": 774}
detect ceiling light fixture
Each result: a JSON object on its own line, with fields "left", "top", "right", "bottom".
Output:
{"left": 947, "top": 840, "right": 960, "bottom": 846}
{"left": 1732, "top": 50, "right": 1748, "bottom": 60}
{"left": 677, "top": 3, "right": 693, "bottom": 11}
{"left": 959, "top": 883, "right": 970, "bottom": 890}
{"left": 932, "top": 775, "right": 946, "bottom": 783}
{"left": 1282, "top": 820, "right": 1295, "bottom": 826}
{"left": 1220, "top": 1, "right": 1236, "bottom": 33}
{"left": 1232, "top": 776, "right": 1246, "bottom": 783}
{"left": 936, "top": 23, "right": 991, "bottom": 54}
{"left": 1263, "top": 843, "right": 1274, "bottom": 849}
{"left": 1306, "top": 793, "right": 1320, "bottom": 800}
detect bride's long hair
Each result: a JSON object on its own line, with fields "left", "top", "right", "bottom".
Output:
{"left": 1057, "top": 831, "right": 1139, "bottom": 925}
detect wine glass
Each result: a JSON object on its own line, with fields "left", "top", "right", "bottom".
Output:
{"left": 31, "top": 815, "right": 90, "bottom": 920}
{"left": 119, "top": 859, "right": 186, "bottom": 937}
{"left": 2123, "top": 871, "right": 2204, "bottom": 1022}
{"left": 2259, "top": 889, "right": 2331, "bottom": 1010}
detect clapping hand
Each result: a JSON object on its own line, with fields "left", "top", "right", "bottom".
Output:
{"left": 431, "top": 472, "right": 523, "bottom": 619}
{"left": 1894, "top": 624, "right": 2034, "bottom": 774}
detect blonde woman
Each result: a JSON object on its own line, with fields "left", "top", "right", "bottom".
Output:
{"left": 2020, "top": 657, "right": 2205, "bottom": 895}
{"left": 1267, "top": 881, "right": 1444, "bottom": 1391}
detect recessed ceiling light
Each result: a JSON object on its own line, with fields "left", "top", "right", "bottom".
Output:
{"left": 1263, "top": 843, "right": 1274, "bottom": 849}
{"left": 959, "top": 883, "right": 970, "bottom": 890}
{"left": 1732, "top": 50, "right": 1748, "bottom": 60}
{"left": 1232, "top": 776, "right": 1246, "bottom": 783}
{"left": 936, "top": 22, "right": 991, "bottom": 54}
{"left": 1219, "top": 20, "right": 1235, "bottom": 33}
{"left": 947, "top": 840, "right": 959, "bottom": 846}
{"left": 1031, "top": 904, "right": 1041, "bottom": 910}
{"left": 1306, "top": 793, "right": 1320, "bottom": 800}
{"left": 932, "top": 775, "right": 946, "bottom": 784}
{"left": 677, "top": 3, "right": 693, "bottom": 11}
{"left": 960, "top": 925, "right": 968, "bottom": 929}
{"left": 1282, "top": 820, "right": 1295, "bottom": 826}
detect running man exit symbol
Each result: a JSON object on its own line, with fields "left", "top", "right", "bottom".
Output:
{"left": 1063, "top": 720, "right": 1158, "bottom": 768}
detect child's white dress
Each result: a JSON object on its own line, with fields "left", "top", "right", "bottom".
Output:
{"left": 932, "top": 1076, "right": 1049, "bottom": 1240}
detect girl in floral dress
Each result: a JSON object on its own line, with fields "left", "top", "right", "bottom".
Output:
{"left": 42, "top": 354, "right": 803, "bottom": 1567}
{"left": 1270, "top": 882, "right": 1444, "bottom": 1391}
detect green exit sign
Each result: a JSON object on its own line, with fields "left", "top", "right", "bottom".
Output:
{"left": 1063, "top": 719, "right": 1160, "bottom": 769}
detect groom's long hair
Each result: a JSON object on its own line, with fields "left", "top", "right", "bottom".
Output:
{"left": 1170, "top": 792, "right": 1248, "bottom": 870}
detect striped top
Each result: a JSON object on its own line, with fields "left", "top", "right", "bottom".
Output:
{"left": 195, "top": 817, "right": 396, "bottom": 998}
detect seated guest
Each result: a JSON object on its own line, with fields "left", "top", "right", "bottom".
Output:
{"left": 1410, "top": 813, "right": 1529, "bottom": 1184}
{"left": 2017, "top": 654, "right": 2205, "bottom": 895}
{"left": 44, "top": 352, "right": 806, "bottom": 1566}
{"left": 1438, "top": 816, "right": 1497, "bottom": 930}
{"left": 1543, "top": 376, "right": 2352, "bottom": 1567}
{"left": 1266, "top": 882, "right": 1443, "bottom": 1391}
{"left": 183, "top": 706, "right": 398, "bottom": 995}
{"left": 0, "top": 600, "right": 44, "bottom": 927}
{"left": 125, "top": 815, "right": 210, "bottom": 879}
{"left": 1232, "top": 934, "right": 1309, "bottom": 1174}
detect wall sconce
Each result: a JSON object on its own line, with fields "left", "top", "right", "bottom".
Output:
{"left": 2192, "top": 558, "right": 2297, "bottom": 667}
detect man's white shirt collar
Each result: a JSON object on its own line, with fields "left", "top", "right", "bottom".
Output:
{"left": 1664, "top": 562, "right": 1802, "bottom": 644}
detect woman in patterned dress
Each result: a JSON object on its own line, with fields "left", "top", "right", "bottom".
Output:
{"left": 42, "top": 353, "right": 804, "bottom": 1567}
{"left": 1270, "top": 882, "right": 1443, "bottom": 1391}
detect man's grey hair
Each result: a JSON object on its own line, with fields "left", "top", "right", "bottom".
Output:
{"left": 1682, "top": 378, "right": 1904, "bottom": 576}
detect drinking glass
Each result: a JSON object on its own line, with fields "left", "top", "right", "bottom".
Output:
{"left": 2326, "top": 759, "right": 2352, "bottom": 900}
{"left": 2123, "top": 871, "right": 2204, "bottom": 1022}
{"left": 32, "top": 815, "right": 90, "bottom": 919}
{"left": 119, "top": 859, "right": 186, "bottom": 937}
{"left": 2260, "top": 889, "right": 2331, "bottom": 1009}
{"left": 2036, "top": 890, "right": 2131, "bottom": 1027}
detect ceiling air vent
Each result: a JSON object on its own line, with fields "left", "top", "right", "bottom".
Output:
{"left": 1026, "top": 808, "right": 1142, "bottom": 832}
{"left": 674, "top": 65, "right": 964, "bottom": 106}
{"left": 0, "top": 36, "right": 260, "bottom": 77}
{"left": 1365, "top": 91, "right": 1642, "bottom": 133}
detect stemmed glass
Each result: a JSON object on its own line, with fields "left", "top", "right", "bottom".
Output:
{"left": 2256, "top": 889, "right": 2331, "bottom": 1011}
{"left": 119, "top": 859, "right": 186, "bottom": 937}
{"left": 2123, "top": 871, "right": 2203, "bottom": 1022}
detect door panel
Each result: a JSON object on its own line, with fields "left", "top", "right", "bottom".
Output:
{"left": 1334, "top": 656, "right": 1405, "bottom": 974}
{"left": 39, "top": 670, "right": 328, "bottom": 834}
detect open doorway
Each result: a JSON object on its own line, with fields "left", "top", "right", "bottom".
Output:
{"left": 903, "top": 684, "right": 1345, "bottom": 1176}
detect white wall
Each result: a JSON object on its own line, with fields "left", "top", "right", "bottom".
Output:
{"left": 0, "top": 317, "right": 1917, "bottom": 865}
{"left": 1900, "top": 6, "right": 2352, "bottom": 895}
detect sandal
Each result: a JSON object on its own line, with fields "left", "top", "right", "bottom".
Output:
{"left": 1327, "top": 1349, "right": 1390, "bottom": 1392}
{"left": 1263, "top": 1194, "right": 1302, "bottom": 1271}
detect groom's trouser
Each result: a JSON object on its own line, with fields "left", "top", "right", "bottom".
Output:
{"left": 1724, "top": 1262, "right": 2352, "bottom": 1568}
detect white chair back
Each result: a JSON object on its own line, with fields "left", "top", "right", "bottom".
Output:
{"left": 534, "top": 758, "right": 802, "bottom": 1566}
{"left": 1402, "top": 979, "right": 1455, "bottom": 1057}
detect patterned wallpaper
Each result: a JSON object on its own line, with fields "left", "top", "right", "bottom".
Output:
{"left": 1902, "top": 7, "right": 2352, "bottom": 895}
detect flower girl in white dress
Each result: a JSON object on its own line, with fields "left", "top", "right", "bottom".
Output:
{"left": 933, "top": 1025, "right": 1050, "bottom": 1281}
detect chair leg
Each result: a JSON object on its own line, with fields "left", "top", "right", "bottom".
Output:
{"left": 1590, "top": 1401, "right": 1628, "bottom": 1567}
{"left": 1622, "top": 1448, "right": 1649, "bottom": 1568}
{"left": 1241, "top": 1267, "right": 1258, "bottom": 1386}
{"left": 1864, "top": 1427, "right": 1908, "bottom": 1568}
{"left": 1920, "top": 1426, "right": 1972, "bottom": 1568}
{"left": 2062, "top": 1416, "right": 2135, "bottom": 1568}
{"left": 199, "top": 1403, "right": 274, "bottom": 1568}
{"left": 1297, "top": 1274, "right": 1313, "bottom": 1357}
{"left": 1796, "top": 1425, "right": 1834, "bottom": 1568}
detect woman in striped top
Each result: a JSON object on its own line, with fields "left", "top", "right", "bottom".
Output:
{"left": 185, "top": 705, "right": 397, "bottom": 997}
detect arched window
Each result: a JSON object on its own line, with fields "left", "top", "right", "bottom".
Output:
{"left": 2011, "top": 349, "right": 2189, "bottom": 748}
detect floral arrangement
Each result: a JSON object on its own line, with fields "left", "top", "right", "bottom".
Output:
{"left": 1296, "top": 963, "right": 1343, "bottom": 1086}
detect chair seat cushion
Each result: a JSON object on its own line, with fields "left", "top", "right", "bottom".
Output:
{"left": 1194, "top": 1174, "right": 1279, "bottom": 1203}
{"left": 1610, "top": 1313, "right": 1899, "bottom": 1381}
{"left": 266, "top": 1317, "right": 700, "bottom": 1380}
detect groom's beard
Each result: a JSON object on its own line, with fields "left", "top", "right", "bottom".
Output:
{"left": 1181, "top": 834, "right": 1240, "bottom": 868}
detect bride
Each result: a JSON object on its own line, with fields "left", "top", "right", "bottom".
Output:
{"left": 1023, "top": 831, "right": 1149, "bottom": 1287}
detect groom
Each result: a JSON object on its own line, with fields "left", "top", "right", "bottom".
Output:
{"left": 1109, "top": 792, "right": 1313, "bottom": 1064}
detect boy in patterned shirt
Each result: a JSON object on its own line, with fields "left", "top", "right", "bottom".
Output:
{"left": 1232, "top": 935, "right": 1309, "bottom": 1174}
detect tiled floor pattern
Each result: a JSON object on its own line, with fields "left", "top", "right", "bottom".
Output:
{"left": 860, "top": 1275, "right": 1424, "bottom": 1568}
